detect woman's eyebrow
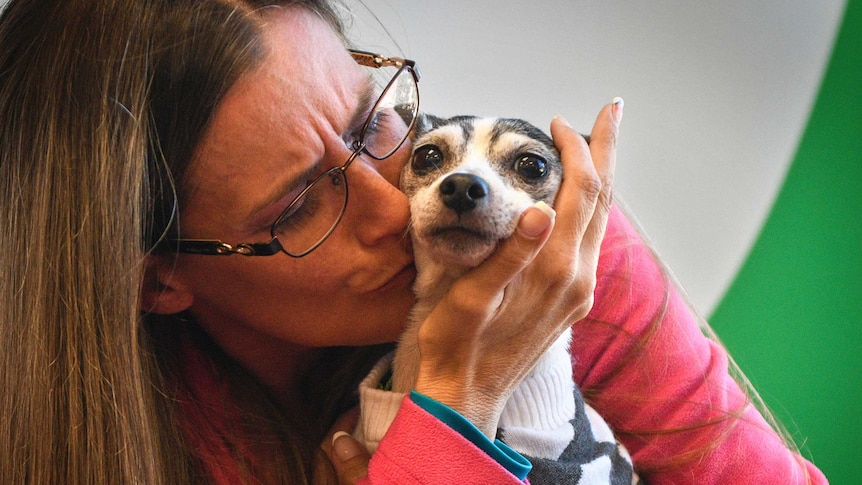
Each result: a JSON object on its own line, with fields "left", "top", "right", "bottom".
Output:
{"left": 248, "top": 78, "right": 376, "bottom": 222}
{"left": 250, "top": 161, "right": 320, "bottom": 223}
{"left": 346, "top": 77, "right": 376, "bottom": 136}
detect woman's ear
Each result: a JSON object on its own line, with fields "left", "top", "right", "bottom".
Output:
{"left": 141, "top": 254, "right": 194, "bottom": 315}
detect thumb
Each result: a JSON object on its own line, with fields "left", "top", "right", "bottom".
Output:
{"left": 516, "top": 201, "right": 556, "bottom": 240}
{"left": 328, "top": 431, "right": 370, "bottom": 484}
{"left": 465, "top": 201, "right": 555, "bottom": 291}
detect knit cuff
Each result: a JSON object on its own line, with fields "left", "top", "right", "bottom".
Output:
{"left": 499, "top": 358, "right": 576, "bottom": 430}
{"left": 498, "top": 356, "right": 576, "bottom": 459}
{"left": 354, "top": 353, "right": 405, "bottom": 453}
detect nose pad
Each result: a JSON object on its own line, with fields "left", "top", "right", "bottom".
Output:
{"left": 439, "top": 173, "right": 489, "bottom": 215}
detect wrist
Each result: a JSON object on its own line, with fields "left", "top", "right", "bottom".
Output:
{"left": 413, "top": 375, "right": 506, "bottom": 439}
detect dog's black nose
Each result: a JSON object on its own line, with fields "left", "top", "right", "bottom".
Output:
{"left": 439, "top": 173, "right": 489, "bottom": 214}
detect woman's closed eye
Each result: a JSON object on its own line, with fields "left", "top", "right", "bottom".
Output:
{"left": 343, "top": 93, "right": 377, "bottom": 149}
{"left": 365, "top": 108, "right": 387, "bottom": 135}
{"left": 271, "top": 168, "right": 347, "bottom": 244}
{"left": 273, "top": 182, "right": 323, "bottom": 234}
{"left": 363, "top": 109, "right": 408, "bottom": 157}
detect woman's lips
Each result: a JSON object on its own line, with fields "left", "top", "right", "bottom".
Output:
{"left": 376, "top": 262, "right": 416, "bottom": 293}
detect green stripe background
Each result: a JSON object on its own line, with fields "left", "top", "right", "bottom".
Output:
{"left": 710, "top": 1, "right": 861, "bottom": 483}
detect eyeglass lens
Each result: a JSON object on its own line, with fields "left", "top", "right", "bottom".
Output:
{"left": 363, "top": 64, "right": 419, "bottom": 159}
{"left": 272, "top": 64, "right": 418, "bottom": 256}
{"left": 273, "top": 168, "right": 348, "bottom": 256}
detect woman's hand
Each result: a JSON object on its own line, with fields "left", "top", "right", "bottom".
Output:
{"left": 413, "top": 99, "right": 623, "bottom": 437}
{"left": 319, "top": 407, "right": 371, "bottom": 485}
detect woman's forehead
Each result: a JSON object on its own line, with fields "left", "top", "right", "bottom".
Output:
{"left": 213, "top": 7, "right": 364, "bottom": 156}
{"left": 256, "top": 6, "right": 362, "bottom": 106}
{"left": 180, "top": 6, "right": 365, "bottom": 231}
{"left": 195, "top": 7, "right": 361, "bottom": 160}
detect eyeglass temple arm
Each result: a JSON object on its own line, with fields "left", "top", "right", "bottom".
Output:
{"left": 158, "top": 239, "right": 283, "bottom": 256}
{"left": 349, "top": 49, "right": 419, "bottom": 80}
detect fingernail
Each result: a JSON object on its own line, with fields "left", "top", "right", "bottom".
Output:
{"left": 518, "top": 201, "right": 555, "bottom": 238}
{"left": 611, "top": 97, "right": 624, "bottom": 125}
{"left": 332, "top": 431, "right": 364, "bottom": 462}
{"left": 553, "top": 114, "right": 572, "bottom": 128}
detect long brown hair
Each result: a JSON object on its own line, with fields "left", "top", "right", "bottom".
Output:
{"left": 0, "top": 0, "right": 381, "bottom": 483}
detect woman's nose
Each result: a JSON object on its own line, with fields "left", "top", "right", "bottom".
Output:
{"left": 343, "top": 151, "right": 411, "bottom": 246}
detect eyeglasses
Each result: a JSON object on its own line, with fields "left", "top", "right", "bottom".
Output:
{"left": 161, "top": 50, "right": 420, "bottom": 257}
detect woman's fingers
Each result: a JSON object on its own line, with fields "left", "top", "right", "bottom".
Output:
{"left": 320, "top": 408, "right": 370, "bottom": 485}
{"left": 416, "top": 201, "right": 555, "bottom": 368}
{"left": 328, "top": 432, "right": 370, "bottom": 485}
{"left": 547, "top": 114, "right": 600, "bottom": 251}
{"left": 588, "top": 97, "right": 623, "bottom": 190}
{"left": 544, "top": 99, "right": 623, "bottom": 292}
{"left": 456, "top": 201, "right": 556, "bottom": 306}
{"left": 582, "top": 98, "right": 623, "bottom": 251}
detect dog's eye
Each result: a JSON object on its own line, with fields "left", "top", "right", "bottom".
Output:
{"left": 411, "top": 145, "right": 444, "bottom": 174}
{"left": 514, "top": 154, "right": 548, "bottom": 179}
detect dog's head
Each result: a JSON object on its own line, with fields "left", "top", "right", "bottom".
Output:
{"left": 400, "top": 114, "right": 561, "bottom": 268}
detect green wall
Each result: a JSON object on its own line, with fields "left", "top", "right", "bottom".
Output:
{"left": 710, "top": 1, "right": 861, "bottom": 483}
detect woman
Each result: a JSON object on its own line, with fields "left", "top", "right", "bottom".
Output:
{"left": 0, "top": 0, "right": 826, "bottom": 483}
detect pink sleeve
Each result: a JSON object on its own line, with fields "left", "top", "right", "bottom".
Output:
{"left": 571, "top": 204, "right": 828, "bottom": 484}
{"left": 366, "top": 396, "right": 527, "bottom": 484}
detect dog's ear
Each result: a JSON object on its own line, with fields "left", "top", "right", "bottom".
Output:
{"left": 413, "top": 112, "right": 446, "bottom": 138}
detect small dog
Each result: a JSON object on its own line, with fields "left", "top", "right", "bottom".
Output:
{"left": 392, "top": 114, "right": 564, "bottom": 395}
{"left": 356, "top": 114, "right": 638, "bottom": 484}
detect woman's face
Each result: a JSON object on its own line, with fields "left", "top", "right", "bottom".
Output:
{"left": 165, "top": 7, "right": 416, "bottom": 371}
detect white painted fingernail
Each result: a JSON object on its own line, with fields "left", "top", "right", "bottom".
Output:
{"left": 331, "top": 431, "right": 364, "bottom": 462}
{"left": 519, "top": 201, "right": 556, "bottom": 238}
{"left": 611, "top": 97, "right": 624, "bottom": 125}
{"left": 553, "top": 114, "right": 572, "bottom": 128}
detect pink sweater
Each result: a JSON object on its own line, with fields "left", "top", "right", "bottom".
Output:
{"left": 365, "top": 204, "right": 827, "bottom": 484}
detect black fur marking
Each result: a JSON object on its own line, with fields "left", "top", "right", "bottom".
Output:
{"left": 490, "top": 118, "right": 555, "bottom": 148}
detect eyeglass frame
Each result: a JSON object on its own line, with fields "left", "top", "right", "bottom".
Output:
{"left": 158, "top": 50, "right": 420, "bottom": 257}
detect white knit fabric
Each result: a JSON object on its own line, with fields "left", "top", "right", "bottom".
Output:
{"left": 353, "top": 353, "right": 404, "bottom": 453}
{"left": 498, "top": 331, "right": 577, "bottom": 460}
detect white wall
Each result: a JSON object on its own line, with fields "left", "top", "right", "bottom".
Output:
{"left": 345, "top": 0, "right": 845, "bottom": 314}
